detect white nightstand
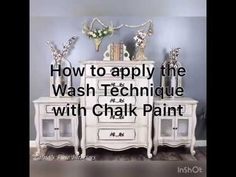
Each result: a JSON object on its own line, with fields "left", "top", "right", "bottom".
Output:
{"left": 153, "top": 97, "right": 198, "bottom": 156}
{"left": 33, "top": 97, "right": 80, "bottom": 156}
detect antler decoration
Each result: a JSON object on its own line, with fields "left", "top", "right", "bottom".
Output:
{"left": 82, "top": 18, "right": 154, "bottom": 54}
{"left": 82, "top": 18, "right": 117, "bottom": 51}
{"left": 47, "top": 36, "right": 78, "bottom": 63}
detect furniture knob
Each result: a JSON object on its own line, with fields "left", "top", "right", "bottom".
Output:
{"left": 173, "top": 127, "right": 178, "bottom": 130}
{"left": 54, "top": 128, "right": 59, "bottom": 130}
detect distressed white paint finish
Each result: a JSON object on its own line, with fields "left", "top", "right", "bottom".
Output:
{"left": 33, "top": 97, "right": 80, "bottom": 156}
{"left": 153, "top": 97, "right": 198, "bottom": 156}
{"left": 80, "top": 61, "right": 154, "bottom": 159}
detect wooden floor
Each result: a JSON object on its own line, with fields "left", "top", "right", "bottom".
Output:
{"left": 30, "top": 146, "right": 206, "bottom": 161}
{"left": 30, "top": 147, "right": 206, "bottom": 177}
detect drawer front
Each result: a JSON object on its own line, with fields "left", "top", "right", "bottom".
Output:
{"left": 86, "top": 95, "right": 148, "bottom": 108}
{"left": 155, "top": 103, "right": 192, "bottom": 116}
{"left": 39, "top": 103, "right": 75, "bottom": 116}
{"left": 98, "top": 114, "right": 136, "bottom": 123}
{"left": 85, "top": 96, "right": 136, "bottom": 107}
{"left": 98, "top": 79, "right": 136, "bottom": 90}
{"left": 86, "top": 127, "right": 147, "bottom": 144}
{"left": 99, "top": 96, "right": 136, "bottom": 105}
{"left": 86, "top": 109, "right": 147, "bottom": 125}
{"left": 86, "top": 77, "right": 149, "bottom": 93}
{"left": 98, "top": 128, "right": 136, "bottom": 140}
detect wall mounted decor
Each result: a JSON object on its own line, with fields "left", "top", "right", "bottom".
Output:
{"left": 82, "top": 18, "right": 121, "bottom": 51}
{"left": 161, "top": 48, "right": 183, "bottom": 98}
{"left": 47, "top": 36, "right": 78, "bottom": 97}
{"left": 82, "top": 18, "right": 154, "bottom": 53}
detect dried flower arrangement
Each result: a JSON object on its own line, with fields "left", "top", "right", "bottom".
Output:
{"left": 132, "top": 22, "right": 153, "bottom": 61}
{"left": 47, "top": 36, "right": 78, "bottom": 63}
{"left": 46, "top": 36, "right": 78, "bottom": 97}
{"left": 83, "top": 26, "right": 113, "bottom": 39}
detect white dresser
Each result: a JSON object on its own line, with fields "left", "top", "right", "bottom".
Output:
{"left": 80, "top": 61, "right": 154, "bottom": 159}
{"left": 153, "top": 97, "right": 198, "bottom": 156}
{"left": 33, "top": 97, "right": 80, "bottom": 156}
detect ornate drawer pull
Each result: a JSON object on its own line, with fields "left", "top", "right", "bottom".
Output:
{"left": 110, "top": 115, "right": 124, "bottom": 119}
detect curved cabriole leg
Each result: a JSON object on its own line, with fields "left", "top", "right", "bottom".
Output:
{"left": 147, "top": 147, "right": 153, "bottom": 159}
{"left": 153, "top": 117, "right": 158, "bottom": 156}
{"left": 74, "top": 146, "right": 80, "bottom": 156}
{"left": 190, "top": 138, "right": 196, "bottom": 156}
{"left": 190, "top": 104, "right": 197, "bottom": 156}
{"left": 74, "top": 117, "right": 80, "bottom": 156}
{"left": 34, "top": 103, "right": 41, "bottom": 157}
{"left": 147, "top": 151, "right": 153, "bottom": 159}
{"left": 35, "top": 144, "right": 41, "bottom": 156}
{"left": 147, "top": 105, "right": 153, "bottom": 159}
{"left": 153, "top": 145, "right": 158, "bottom": 156}
{"left": 80, "top": 149, "right": 86, "bottom": 159}
{"left": 80, "top": 107, "right": 86, "bottom": 159}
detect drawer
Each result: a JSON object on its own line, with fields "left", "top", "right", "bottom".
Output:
{"left": 97, "top": 79, "right": 136, "bottom": 90}
{"left": 86, "top": 109, "right": 147, "bottom": 125}
{"left": 155, "top": 103, "right": 192, "bottom": 116}
{"left": 39, "top": 103, "right": 75, "bottom": 116}
{"left": 86, "top": 95, "right": 149, "bottom": 108}
{"left": 98, "top": 128, "right": 136, "bottom": 140}
{"left": 86, "top": 77, "right": 149, "bottom": 93}
{"left": 86, "top": 95, "right": 136, "bottom": 107}
{"left": 99, "top": 96, "right": 136, "bottom": 105}
{"left": 86, "top": 127, "right": 147, "bottom": 144}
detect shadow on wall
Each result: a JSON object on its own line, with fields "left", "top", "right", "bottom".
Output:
{"left": 124, "top": 41, "right": 135, "bottom": 60}
{"left": 196, "top": 106, "right": 206, "bottom": 140}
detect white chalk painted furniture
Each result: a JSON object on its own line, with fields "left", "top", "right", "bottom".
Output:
{"left": 33, "top": 97, "right": 80, "bottom": 156}
{"left": 153, "top": 97, "right": 198, "bottom": 156}
{"left": 79, "top": 60, "right": 155, "bottom": 159}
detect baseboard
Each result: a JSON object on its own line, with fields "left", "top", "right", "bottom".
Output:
{"left": 30, "top": 140, "right": 36, "bottom": 147}
{"left": 195, "top": 140, "right": 206, "bottom": 147}
{"left": 29, "top": 140, "right": 206, "bottom": 148}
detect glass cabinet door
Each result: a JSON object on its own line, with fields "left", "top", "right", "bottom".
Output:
{"left": 41, "top": 119, "right": 56, "bottom": 140}
{"left": 159, "top": 118, "right": 174, "bottom": 139}
{"left": 175, "top": 118, "right": 190, "bottom": 139}
{"left": 57, "top": 118, "right": 73, "bottom": 140}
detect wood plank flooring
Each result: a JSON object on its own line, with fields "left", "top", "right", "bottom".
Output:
{"left": 30, "top": 146, "right": 206, "bottom": 161}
